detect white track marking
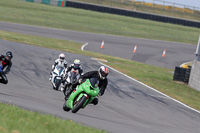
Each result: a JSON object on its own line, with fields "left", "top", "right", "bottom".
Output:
{"left": 81, "top": 43, "right": 88, "bottom": 51}
{"left": 98, "top": 61, "right": 200, "bottom": 114}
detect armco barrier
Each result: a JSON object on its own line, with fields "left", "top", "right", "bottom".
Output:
{"left": 57, "top": 0, "right": 66, "bottom": 7}
{"left": 25, "top": 0, "right": 66, "bottom": 7}
{"left": 42, "top": 0, "right": 50, "bottom": 4}
{"left": 189, "top": 61, "right": 200, "bottom": 91}
{"left": 65, "top": 1, "right": 200, "bottom": 28}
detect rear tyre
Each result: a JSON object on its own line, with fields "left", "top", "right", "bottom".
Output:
{"left": 72, "top": 95, "right": 87, "bottom": 113}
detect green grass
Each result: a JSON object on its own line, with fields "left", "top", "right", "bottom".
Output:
{"left": 0, "top": 102, "right": 106, "bottom": 133}
{"left": 105, "top": 62, "right": 200, "bottom": 109}
{"left": 1, "top": 30, "right": 200, "bottom": 111}
{"left": 74, "top": 0, "right": 200, "bottom": 21}
{"left": 0, "top": 0, "right": 200, "bottom": 44}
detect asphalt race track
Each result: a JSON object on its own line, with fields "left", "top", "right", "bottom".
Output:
{"left": 0, "top": 38, "right": 200, "bottom": 133}
{"left": 0, "top": 21, "right": 197, "bottom": 69}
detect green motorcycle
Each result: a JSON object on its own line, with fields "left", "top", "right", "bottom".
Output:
{"left": 63, "top": 78, "right": 99, "bottom": 113}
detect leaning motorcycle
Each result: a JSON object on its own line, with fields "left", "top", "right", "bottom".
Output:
{"left": 50, "top": 65, "right": 65, "bottom": 91}
{"left": 63, "top": 77, "right": 99, "bottom": 113}
{"left": 63, "top": 71, "right": 80, "bottom": 95}
{"left": 0, "top": 61, "right": 3, "bottom": 73}
{"left": 0, "top": 61, "right": 7, "bottom": 84}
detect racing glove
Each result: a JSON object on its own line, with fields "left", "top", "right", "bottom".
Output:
{"left": 78, "top": 78, "right": 82, "bottom": 84}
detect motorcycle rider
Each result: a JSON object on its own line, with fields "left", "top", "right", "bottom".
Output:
{"left": 62, "top": 59, "right": 83, "bottom": 92}
{"left": 49, "top": 53, "right": 68, "bottom": 81}
{"left": 65, "top": 66, "right": 109, "bottom": 105}
{"left": 66, "top": 59, "right": 83, "bottom": 76}
{"left": 0, "top": 51, "right": 13, "bottom": 84}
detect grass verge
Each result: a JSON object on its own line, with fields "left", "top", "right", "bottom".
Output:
{"left": 1, "top": 30, "right": 200, "bottom": 112}
{"left": 0, "top": 102, "right": 106, "bottom": 133}
{"left": 0, "top": 0, "right": 200, "bottom": 44}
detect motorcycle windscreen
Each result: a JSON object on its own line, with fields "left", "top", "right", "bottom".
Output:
{"left": 55, "top": 66, "right": 64, "bottom": 75}
{"left": 70, "top": 72, "right": 78, "bottom": 84}
{"left": 89, "top": 78, "right": 99, "bottom": 89}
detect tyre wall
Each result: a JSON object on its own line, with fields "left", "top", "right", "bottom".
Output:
{"left": 173, "top": 66, "right": 191, "bottom": 84}
{"left": 65, "top": 0, "right": 200, "bottom": 28}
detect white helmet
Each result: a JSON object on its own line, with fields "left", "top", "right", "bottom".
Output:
{"left": 98, "top": 66, "right": 109, "bottom": 80}
{"left": 59, "top": 53, "right": 65, "bottom": 61}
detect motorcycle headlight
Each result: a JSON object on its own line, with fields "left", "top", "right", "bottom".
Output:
{"left": 53, "top": 72, "right": 58, "bottom": 76}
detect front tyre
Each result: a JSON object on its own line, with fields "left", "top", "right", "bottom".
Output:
{"left": 63, "top": 101, "right": 70, "bottom": 112}
{"left": 72, "top": 95, "right": 87, "bottom": 113}
{"left": 55, "top": 79, "right": 61, "bottom": 90}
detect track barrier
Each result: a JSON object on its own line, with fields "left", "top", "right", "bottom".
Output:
{"left": 25, "top": 0, "right": 66, "bottom": 7}
{"left": 173, "top": 66, "right": 191, "bottom": 84}
{"left": 65, "top": 1, "right": 200, "bottom": 28}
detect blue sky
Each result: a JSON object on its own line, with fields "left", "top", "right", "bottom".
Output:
{"left": 137, "top": 0, "right": 200, "bottom": 9}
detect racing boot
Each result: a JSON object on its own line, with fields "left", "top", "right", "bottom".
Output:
{"left": 90, "top": 97, "right": 98, "bottom": 105}
{"left": 64, "top": 87, "right": 73, "bottom": 101}
{"left": 60, "top": 83, "right": 65, "bottom": 92}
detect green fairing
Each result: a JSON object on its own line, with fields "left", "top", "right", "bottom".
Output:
{"left": 66, "top": 79, "right": 99, "bottom": 109}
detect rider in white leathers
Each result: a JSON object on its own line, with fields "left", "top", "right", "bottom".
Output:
{"left": 49, "top": 53, "right": 68, "bottom": 81}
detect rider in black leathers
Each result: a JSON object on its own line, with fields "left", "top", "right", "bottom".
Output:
{"left": 63, "top": 59, "right": 83, "bottom": 93}
{"left": 0, "top": 51, "right": 13, "bottom": 84}
{"left": 65, "top": 66, "right": 109, "bottom": 105}
{"left": 66, "top": 59, "right": 83, "bottom": 77}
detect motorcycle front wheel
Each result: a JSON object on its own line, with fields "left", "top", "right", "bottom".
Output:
{"left": 72, "top": 95, "right": 87, "bottom": 113}
{"left": 55, "top": 79, "right": 61, "bottom": 90}
{"left": 63, "top": 100, "right": 70, "bottom": 112}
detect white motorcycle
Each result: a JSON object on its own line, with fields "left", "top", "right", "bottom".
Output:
{"left": 50, "top": 65, "right": 65, "bottom": 91}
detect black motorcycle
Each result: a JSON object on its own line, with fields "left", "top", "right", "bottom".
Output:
{"left": 63, "top": 71, "right": 80, "bottom": 95}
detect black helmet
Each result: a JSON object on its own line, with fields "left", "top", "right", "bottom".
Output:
{"left": 98, "top": 66, "right": 109, "bottom": 80}
{"left": 6, "top": 51, "right": 13, "bottom": 60}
